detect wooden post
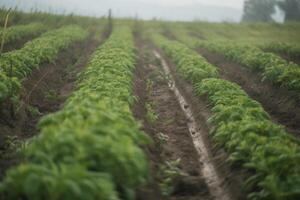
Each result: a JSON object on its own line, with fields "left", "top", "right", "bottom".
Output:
{"left": 9, "top": 58, "right": 15, "bottom": 120}
{"left": 108, "top": 9, "right": 113, "bottom": 36}
{"left": 0, "top": 8, "right": 12, "bottom": 55}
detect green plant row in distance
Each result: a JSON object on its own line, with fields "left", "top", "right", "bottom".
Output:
{"left": 196, "top": 40, "right": 300, "bottom": 93}
{"left": 0, "top": 23, "right": 47, "bottom": 45}
{"left": 170, "top": 27, "right": 300, "bottom": 94}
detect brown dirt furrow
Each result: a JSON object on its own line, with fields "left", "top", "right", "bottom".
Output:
{"left": 197, "top": 47, "right": 300, "bottom": 137}
{"left": 133, "top": 40, "right": 212, "bottom": 200}
{"left": 0, "top": 31, "right": 104, "bottom": 179}
{"left": 155, "top": 46, "right": 247, "bottom": 200}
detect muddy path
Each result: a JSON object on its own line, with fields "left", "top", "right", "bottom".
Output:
{"left": 197, "top": 48, "right": 300, "bottom": 138}
{"left": 0, "top": 31, "right": 104, "bottom": 179}
{"left": 133, "top": 38, "right": 246, "bottom": 199}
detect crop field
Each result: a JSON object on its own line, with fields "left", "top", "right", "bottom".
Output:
{"left": 0, "top": 8, "right": 300, "bottom": 200}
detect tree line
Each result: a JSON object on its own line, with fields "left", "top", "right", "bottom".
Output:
{"left": 242, "top": 0, "right": 300, "bottom": 22}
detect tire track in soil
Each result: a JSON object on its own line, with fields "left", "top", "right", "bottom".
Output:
{"left": 0, "top": 30, "right": 105, "bottom": 180}
{"left": 196, "top": 48, "right": 300, "bottom": 138}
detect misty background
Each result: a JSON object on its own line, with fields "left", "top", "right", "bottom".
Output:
{"left": 0, "top": 0, "right": 285, "bottom": 22}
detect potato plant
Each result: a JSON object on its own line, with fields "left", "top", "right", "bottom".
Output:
{"left": 0, "top": 25, "right": 87, "bottom": 103}
{"left": 0, "top": 23, "right": 47, "bottom": 45}
{"left": 195, "top": 78, "right": 300, "bottom": 200}
{"left": 197, "top": 40, "right": 300, "bottom": 93}
{"left": 260, "top": 42, "right": 300, "bottom": 58}
{"left": 0, "top": 26, "right": 149, "bottom": 200}
{"left": 152, "top": 34, "right": 218, "bottom": 84}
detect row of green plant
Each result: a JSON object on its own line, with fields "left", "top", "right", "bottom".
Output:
{"left": 153, "top": 35, "right": 300, "bottom": 200}
{"left": 172, "top": 23, "right": 300, "bottom": 60}
{"left": 0, "top": 7, "right": 105, "bottom": 29}
{"left": 0, "top": 26, "right": 150, "bottom": 200}
{"left": 260, "top": 42, "right": 300, "bottom": 58}
{"left": 167, "top": 25, "right": 300, "bottom": 92}
{"left": 0, "top": 25, "right": 87, "bottom": 103}
{"left": 196, "top": 40, "right": 300, "bottom": 93}
{"left": 152, "top": 34, "right": 218, "bottom": 84}
{"left": 196, "top": 79, "right": 300, "bottom": 200}
{"left": 182, "top": 22, "right": 300, "bottom": 45}
{"left": 0, "top": 23, "right": 47, "bottom": 46}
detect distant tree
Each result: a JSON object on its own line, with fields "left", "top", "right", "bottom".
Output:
{"left": 242, "top": 0, "right": 277, "bottom": 22}
{"left": 277, "top": 0, "right": 300, "bottom": 21}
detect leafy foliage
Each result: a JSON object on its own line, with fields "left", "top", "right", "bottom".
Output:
{"left": 152, "top": 34, "right": 218, "bottom": 84}
{"left": 154, "top": 34, "right": 300, "bottom": 199}
{"left": 0, "top": 26, "right": 150, "bottom": 199}
{"left": 242, "top": 0, "right": 276, "bottom": 22}
{"left": 0, "top": 25, "right": 87, "bottom": 103}
{"left": 195, "top": 78, "right": 300, "bottom": 200}
{"left": 198, "top": 40, "right": 300, "bottom": 93}
{"left": 0, "top": 8, "right": 105, "bottom": 29}
{"left": 278, "top": 0, "right": 300, "bottom": 22}
{"left": 145, "top": 102, "right": 158, "bottom": 124}
{"left": 159, "top": 159, "right": 186, "bottom": 197}
{"left": 261, "top": 42, "right": 300, "bottom": 57}
{"left": 0, "top": 23, "right": 47, "bottom": 45}
{"left": 1, "top": 164, "right": 119, "bottom": 200}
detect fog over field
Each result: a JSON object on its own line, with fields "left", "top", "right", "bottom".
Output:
{"left": 0, "top": 0, "right": 244, "bottom": 22}
{"left": 0, "top": 0, "right": 283, "bottom": 22}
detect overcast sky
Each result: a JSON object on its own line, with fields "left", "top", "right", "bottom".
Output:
{"left": 10, "top": 0, "right": 245, "bottom": 9}
{"left": 1, "top": 0, "right": 247, "bottom": 22}
{"left": 143, "top": 0, "right": 244, "bottom": 9}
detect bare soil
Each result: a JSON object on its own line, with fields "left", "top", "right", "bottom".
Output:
{"left": 133, "top": 40, "right": 212, "bottom": 200}
{"left": 0, "top": 32, "right": 103, "bottom": 179}
{"left": 197, "top": 48, "right": 300, "bottom": 138}
{"left": 158, "top": 47, "right": 248, "bottom": 200}
{"left": 133, "top": 32, "right": 248, "bottom": 199}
